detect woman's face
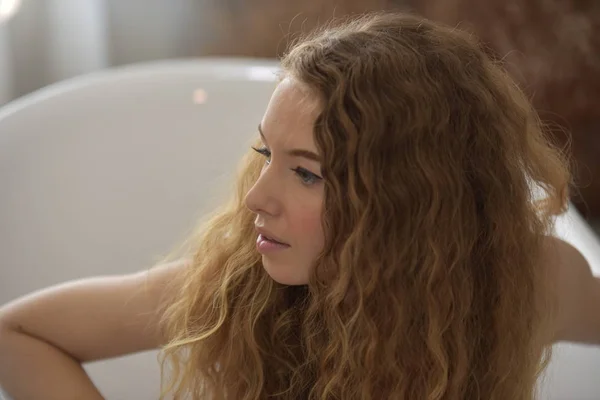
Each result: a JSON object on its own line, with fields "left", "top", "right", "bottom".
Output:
{"left": 244, "top": 78, "right": 325, "bottom": 285}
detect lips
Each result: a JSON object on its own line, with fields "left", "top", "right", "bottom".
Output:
{"left": 255, "top": 227, "right": 289, "bottom": 246}
{"left": 262, "top": 235, "right": 285, "bottom": 245}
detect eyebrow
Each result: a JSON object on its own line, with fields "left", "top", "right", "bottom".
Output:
{"left": 258, "top": 124, "right": 321, "bottom": 163}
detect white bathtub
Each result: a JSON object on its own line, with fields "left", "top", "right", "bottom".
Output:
{"left": 0, "top": 59, "right": 598, "bottom": 399}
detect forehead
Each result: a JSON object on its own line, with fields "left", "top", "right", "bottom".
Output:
{"left": 261, "top": 78, "right": 321, "bottom": 149}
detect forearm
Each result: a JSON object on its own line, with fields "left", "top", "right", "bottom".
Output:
{"left": 0, "top": 327, "right": 104, "bottom": 400}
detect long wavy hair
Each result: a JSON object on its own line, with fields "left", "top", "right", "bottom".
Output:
{"left": 157, "top": 12, "right": 574, "bottom": 399}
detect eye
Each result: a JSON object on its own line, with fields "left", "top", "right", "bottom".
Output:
{"left": 291, "top": 167, "right": 322, "bottom": 186}
{"left": 251, "top": 146, "right": 271, "bottom": 165}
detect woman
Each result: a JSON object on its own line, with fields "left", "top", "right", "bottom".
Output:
{"left": 0, "top": 12, "right": 599, "bottom": 400}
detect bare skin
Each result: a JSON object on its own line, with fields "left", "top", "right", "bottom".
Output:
{"left": 0, "top": 236, "right": 598, "bottom": 398}
{"left": 544, "top": 236, "right": 600, "bottom": 344}
{"left": 0, "top": 81, "right": 599, "bottom": 396}
{"left": 0, "top": 259, "right": 186, "bottom": 399}
{"left": 0, "top": 81, "right": 597, "bottom": 396}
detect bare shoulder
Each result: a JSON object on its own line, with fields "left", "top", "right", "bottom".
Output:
{"left": 0, "top": 258, "right": 190, "bottom": 362}
{"left": 543, "top": 236, "right": 600, "bottom": 344}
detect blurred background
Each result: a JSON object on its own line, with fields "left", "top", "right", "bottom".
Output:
{"left": 1, "top": 0, "right": 600, "bottom": 229}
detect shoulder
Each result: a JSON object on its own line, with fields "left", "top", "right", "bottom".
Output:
{"left": 543, "top": 236, "right": 600, "bottom": 344}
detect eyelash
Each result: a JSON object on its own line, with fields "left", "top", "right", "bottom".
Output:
{"left": 252, "top": 146, "right": 271, "bottom": 162}
{"left": 251, "top": 146, "right": 322, "bottom": 185}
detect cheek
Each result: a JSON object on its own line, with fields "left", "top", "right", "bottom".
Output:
{"left": 291, "top": 205, "right": 324, "bottom": 249}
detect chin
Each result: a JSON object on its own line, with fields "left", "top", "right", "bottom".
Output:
{"left": 261, "top": 256, "right": 308, "bottom": 286}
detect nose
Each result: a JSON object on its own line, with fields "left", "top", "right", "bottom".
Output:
{"left": 244, "top": 165, "right": 282, "bottom": 217}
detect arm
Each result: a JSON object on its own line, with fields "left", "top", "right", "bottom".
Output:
{"left": 0, "top": 327, "right": 104, "bottom": 399}
{"left": 0, "top": 259, "right": 187, "bottom": 400}
{"left": 546, "top": 236, "right": 600, "bottom": 344}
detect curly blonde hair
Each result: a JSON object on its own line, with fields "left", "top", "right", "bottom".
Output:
{"left": 157, "top": 12, "right": 573, "bottom": 399}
